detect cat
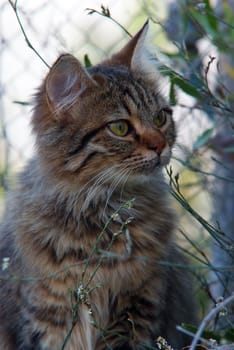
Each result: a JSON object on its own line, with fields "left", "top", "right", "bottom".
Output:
{"left": 0, "top": 21, "right": 196, "bottom": 350}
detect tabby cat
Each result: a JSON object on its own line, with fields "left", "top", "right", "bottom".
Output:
{"left": 0, "top": 22, "right": 196, "bottom": 350}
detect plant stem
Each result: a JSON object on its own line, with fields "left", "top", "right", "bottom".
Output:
{"left": 8, "top": 0, "right": 50, "bottom": 68}
{"left": 189, "top": 294, "right": 234, "bottom": 350}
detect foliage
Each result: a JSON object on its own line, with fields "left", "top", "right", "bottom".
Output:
{"left": 159, "top": 0, "right": 234, "bottom": 347}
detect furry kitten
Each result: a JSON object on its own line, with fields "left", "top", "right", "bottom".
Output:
{"left": 0, "top": 22, "right": 196, "bottom": 350}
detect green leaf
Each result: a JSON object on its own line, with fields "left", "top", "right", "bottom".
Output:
{"left": 201, "top": 329, "right": 221, "bottom": 342}
{"left": 189, "top": 8, "right": 217, "bottom": 39}
{"left": 225, "top": 328, "right": 234, "bottom": 341}
{"left": 84, "top": 54, "right": 92, "bottom": 68}
{"left": 181, "top": 323, "right": 221, "bottom": 342}
{"left": 169, "top": 81, "right": 177, "bottom": 106}
{"left": 203, "top": 0, "right": 218, "bottom": 31}
{"left": 173, "top": 76, "right": 201, "bottom": 99}
{"left": 159, "top": 66, "right": 201, "bottom": 99}
{"left": 181, "top": 323, "right": 197, "bottom": 333}
{"left": 13, "top": 100, "right": 31, "bottom": 106}
{"left": 193, "top": 128, "right": 214, "bottom": 150}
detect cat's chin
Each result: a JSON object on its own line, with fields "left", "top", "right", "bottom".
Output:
{"left": 128, "top": 166, "right": 164, "bottom": 185}
{"left": 125, "top": 154, "right": 171, "bottom": 185}
{"left": 128, "top": 173, "right": 155, "bottom": 185}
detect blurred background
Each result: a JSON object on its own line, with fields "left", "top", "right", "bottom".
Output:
{"left": 1, "top": 0, "right": 234, "bottom": 342}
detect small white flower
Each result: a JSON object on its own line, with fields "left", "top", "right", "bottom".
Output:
{"left": 125, "top": 217, "right": 134, "bottom": 225}
{"left": 111, "top": 212, "right": 120, "bottom": 221}
{"left": 77, "top": 284, "right": 85, "bottom": 301}
{"left": 1, "top": 257, "right": 10, "bottom": 271}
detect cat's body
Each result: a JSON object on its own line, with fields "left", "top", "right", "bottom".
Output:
{"left": 0, "top": 23, "right": 196, "bottom": 350}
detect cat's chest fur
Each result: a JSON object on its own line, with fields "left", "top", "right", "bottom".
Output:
{"left": 11, "top": 179, "right": 174, "bottom": 350}
{"left": 16, "top": 177, "right": 173, "bottom": 282}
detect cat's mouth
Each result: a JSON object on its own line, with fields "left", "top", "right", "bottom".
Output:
{"left": 130, "top": 155, "right": 169, "bottom": 175}
{"left": 142, "top": 158, "right": 161, "bottom": 172}
{"left": 129, "top": 149, "right": 171, "bottom": 175}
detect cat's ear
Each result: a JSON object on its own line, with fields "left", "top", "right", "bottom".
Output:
{"left": 46, "top": 54, "right": 97, "bottom": 112}
{"left": 106, "top": 20, "right": 159, "bottom": 79}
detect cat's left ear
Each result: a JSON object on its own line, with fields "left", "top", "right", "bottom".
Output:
{"left": 45, "top": 54, "right": 97, "bottom": 113}
{"left": 106, "top": 20, "right": 159, "bottom": 79}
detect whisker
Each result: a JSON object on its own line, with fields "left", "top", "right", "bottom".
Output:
{"left": 102, "top": 166, "right": 131, "bottom": 217}
{"left": 79, "top": 165, "right": 119, "bottom": 216}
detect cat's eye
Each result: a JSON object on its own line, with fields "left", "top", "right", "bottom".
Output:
{"left": 154, "top": 109, "right": 168, "bottom": 128}
{"left": 108, "top": 120, "right": 129, "bottom": 137}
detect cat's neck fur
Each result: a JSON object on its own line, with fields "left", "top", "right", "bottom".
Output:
{"left": 20, "top": 156, "right": 169, "bottom": 230}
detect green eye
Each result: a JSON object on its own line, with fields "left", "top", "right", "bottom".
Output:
{"left": 108, "top": 120, "right": 129, "bottom": 137}
{"left": 154, "top": 109, "right": 167, "bottom": 128}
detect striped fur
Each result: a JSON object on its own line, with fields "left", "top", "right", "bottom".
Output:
{"left": 0, "top": 23, "right": 196, "bottom": 349}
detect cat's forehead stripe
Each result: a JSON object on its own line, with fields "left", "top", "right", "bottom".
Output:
{"left": 121, "top": 100, "right": 131, "bottom": 116}
{"left": 94, "top": 70, "right": 161, "bottom": 118}
{"left": 121, "top": 80, "right": 161, "bottom": 120}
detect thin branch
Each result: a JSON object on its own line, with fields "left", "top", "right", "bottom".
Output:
{"left": 8, "top": 0, "right": 50, "bottom": 68}
{"left": 86, "top": 6, "right": 132, "bottom": 37}
{"left": 173, "top": 156, "right": 234, "bottom": 183}
{"left": 176, "top": 326, "right": 213, "bottom": 347}
{"left": 189, "top": 294, "right": 234, "bottom": 350}
{"left": 204, "top": 55, "right": 216, "bottom": 96}
{"left": 178, "top": 229, "right": 228, "bottom": 291}
{"left": 167, "top": 167, "right": 234, "bottom": 248}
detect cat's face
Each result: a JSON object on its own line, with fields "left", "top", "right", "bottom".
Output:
{"left": 33, "top": 22, "right": 176, "bottom": 187}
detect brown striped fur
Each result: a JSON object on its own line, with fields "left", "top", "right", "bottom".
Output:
{"left": 0, "top": 23, "right": 196, "bottom": 349}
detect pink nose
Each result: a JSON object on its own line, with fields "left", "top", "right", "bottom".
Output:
{"left": 142, "top": 132, "right": 166, "bottom": 155}
{"left": 154, "top": 139, "right": 166, "bottom": 155}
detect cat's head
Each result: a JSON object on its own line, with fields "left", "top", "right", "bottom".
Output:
{"left": 33, "top": 21, "right": 176, "bottom": 188}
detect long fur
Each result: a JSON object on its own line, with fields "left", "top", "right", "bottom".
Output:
{"left": 0, "top": 23, "right": 196, "bottom": 350}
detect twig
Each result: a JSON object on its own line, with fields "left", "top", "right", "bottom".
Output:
{"left": 189, "top": 294, "right": 234, "bottom": 350}
{"left": 172, "top": 156, "right": 234, "bottom": 183}
{"left": 86, "top": 6, "right": 132, "bottom": 37}
{"left": 166, "top": 167, "right": 234, "bottom": 248}
{"left": 177, "top": 102, "right": 232, "bottom": 115}
{"left": 204, "top": 55, "right": 216, "bottom": 97}
{"left": 8, "top": 0, "right": 50, "bottom": 68}
{"left": 178, "top": 229, "right": 228, "bottom": 293}
{"left": 176, "top": 326, "right": 213, "bottom": 347}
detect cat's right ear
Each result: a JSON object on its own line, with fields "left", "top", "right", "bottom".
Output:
{"left": 46, "top": 54, "right": 97, "bottom": 114}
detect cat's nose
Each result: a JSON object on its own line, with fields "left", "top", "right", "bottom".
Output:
{"left": 145, "top": 133, "right": 166, "bottom": 155}
{"left": 139, "top": 128, "right": 166, "bottom": 155}
{"left": 148, "top": 140, "right": 165, "bottom": 155}
{"left": 155, "top": 140, "right": 166, "bottom": 155}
